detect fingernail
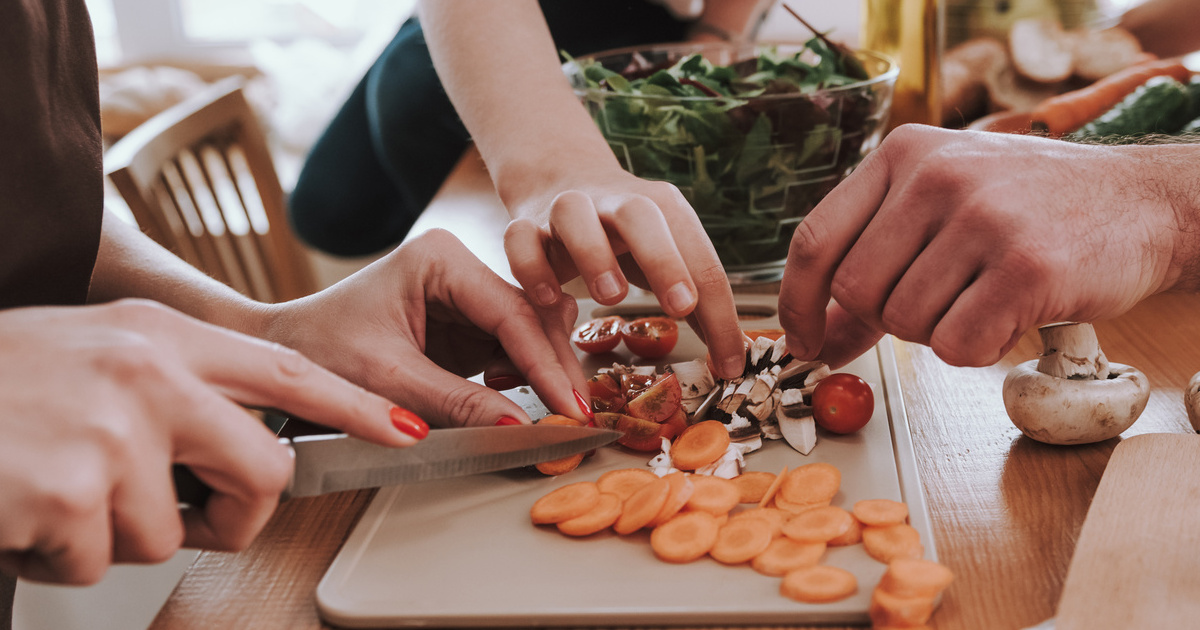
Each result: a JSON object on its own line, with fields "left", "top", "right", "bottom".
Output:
{"left": 665, "top": 282, "right": 695, "bottom": 313}
{"left": 594, "top": 272, "right": 622, "bottom": 302}
{"left": 532, "top": 282, "right": 558, "bottom": 306}
{"left": 495, "top": 416, "right": 523, "bottom": 426}
{"left": 721, "top": 355, "right": 744, "bottom": 380}
{"left": 390, "top": 406, "right": 429, "bottom": 439}
{"left": 573, "top": 390, "right": 595, "bottom": 421}
{"left": 484, "top": 374, "right": 525, "bottom": 391}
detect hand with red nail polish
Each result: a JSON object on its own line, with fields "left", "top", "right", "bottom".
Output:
{"left": 264, "top": 230, "right": 591, "bottom": 428}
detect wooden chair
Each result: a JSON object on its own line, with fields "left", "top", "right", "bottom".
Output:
{"left": 105, "top": 76, "right": 317, "bottom": 303}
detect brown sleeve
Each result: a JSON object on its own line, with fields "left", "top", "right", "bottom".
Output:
{"left": 0, "top": 0, "right": 103, "bottom": 308}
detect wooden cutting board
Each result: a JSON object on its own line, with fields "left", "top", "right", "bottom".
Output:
{"left": 1055, "top": 433, "right": 1200, "bottom": 629}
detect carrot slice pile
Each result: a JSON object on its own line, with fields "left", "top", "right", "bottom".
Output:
{"left": 862, "top": 523, "right": 925, "bottom": 563}
{"left": 685, "top": 475, "right": 741, "bottom": 516}
{"left": 751, "top": 539, "right": 826, "bottom": 577}
{"left": 650, "top": 511, "right": 721, "bottom": 563}
{"left": 731, "top": 470, "right": 776, "bottom": 503}
{"left": 780, "top": 505, "right": 855, "bottom": 544}
{"left": 869, "top": 585, "right": 937, "bottom": 627}
{"left": 596, "top": 467, "right": 658, "bottom": 501}
{"left": 650, "top": 471, "right": 695, "bottom": 526}
{"left": 670, "top": 420, "right": 731, "bottom": 470}
{"left": 779, "top": 462, "right": 841, "bottom": 506}
{"left": 530, "top": 481, "right": 601, "bottom": 524}
{"left": 877, "top": 558, "right": 955, "bottom": 598}
{"left": 853, "top": 498, "right": 909, "bottom": 526}
{"left": 557, "top": 493, "right": 622, "bottom": 537}
{"left": 870, "top": 558, "right": 954, "bottom": 628}
{"left": 613, "top": 476, "right": 670, "bottom": 535}
{"left": 780, "top": 565, "right": 858, "bottom": 603}
{"left": 710, "top": 517, "right": 774, "bottom": 565}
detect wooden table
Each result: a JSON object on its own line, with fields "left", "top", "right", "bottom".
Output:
{"left": 149, "top": 151, "right": 1200, "bottom": 630}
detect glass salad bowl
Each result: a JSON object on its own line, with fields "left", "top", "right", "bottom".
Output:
{"left": 565, "top": 40, "right": 897, "bottom": 284}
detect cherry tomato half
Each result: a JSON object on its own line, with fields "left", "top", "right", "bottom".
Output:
{"left": 620, "top": 317, "right": 679, "bottom": 359}
{"left": 811, "top": 373, "right": 874, "bottom": 435}
{"left": 571, "top": 316, "right": 625, "bottom": 354}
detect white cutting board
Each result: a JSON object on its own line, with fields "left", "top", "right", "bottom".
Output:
{"left": 317, "top": 295, "right": 936, "bottom": 628}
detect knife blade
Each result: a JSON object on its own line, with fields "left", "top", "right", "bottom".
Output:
{"left": 175, "top": 423, "right": 621, "bottom": 507}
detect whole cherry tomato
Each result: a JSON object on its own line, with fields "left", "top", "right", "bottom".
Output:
{"left": 811, "top": 373, "right": 874, "bottom": 434}
{"left": 620, "top": 317, "right": 679, "bottom": 359}
{"left": 571, "top": 316, "right": 625, "bottom": 354}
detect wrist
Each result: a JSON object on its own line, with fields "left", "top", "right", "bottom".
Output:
{"left": 490, "top": 145, "right": 622, "bottom": 215}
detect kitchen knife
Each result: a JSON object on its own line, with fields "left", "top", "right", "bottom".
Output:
{"left": 174, "top": 423, "right": 621, "bottom": 507}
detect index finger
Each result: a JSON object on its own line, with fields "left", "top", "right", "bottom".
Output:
{"left": 778, "top": 146, "right": 893, "bottom": 361}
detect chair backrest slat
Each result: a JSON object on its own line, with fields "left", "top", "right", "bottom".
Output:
{"left": 105, "top": 77, "right": 317, "bottom": 303}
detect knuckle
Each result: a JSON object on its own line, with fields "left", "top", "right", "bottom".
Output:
{"left": 263, "top": 344, "right": 317, "bottom": 393}
{"left": 787, "top": 220, "right": 826, "bottom": 266}
{"left": 438, "top": 384, "right": 495, "bottom": 427}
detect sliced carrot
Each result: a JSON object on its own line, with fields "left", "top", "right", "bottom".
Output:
{"left": 780, "top": 505, "right": 854, "bottom": 544}
{"left": 670, "top": 420, "right": 731, "bottom": 471}
{"left": 862, "top": 523, "right": 925, "bottom": 563}
{"left": 780, "top": 565, "right": 858, "bottom": 603}
{"left": 732, "top": 470, "right": 776, "bottom": 503}
{"left": 650, "top": 471, "right": 695, "bottom": 526}
{"left": 727, "top": 506, "right": 788, "bottom": 538}
{"left": 709, "top": 516, "right": 774, "bottom": 565}
{"left": 778, "top": 462, "right": 841, "bottom": 506}
{"left": 757, "top": 466, "right": 789, "bottom": 508}
{"left": 878, "top": 558, "right": 955, "bottom": 598}
{"left": 534, "top": 415, "right": 586, "bottom": 476}
{"left": 596, "top": 468, "right": 658, "bottom": 501}
{"left": 853, "top": 498, "right": 909, "bottom": 526}
{"left": 685, "top": 475, "right": 741, "bottom": 516}
{"left": 650, "top": 510, "right": 720, "bottom": 563}
{"left": 751, "top": 539, "right": 826, "bottom": 577}
{"left": 530, "top": 481, "right": 601, "bottom": 525}
{"left": 827, "top": 513, "right": 864, "bottom": 547}
{"left": 772, "top": 495, "right": 827, "bottom": 515}
{"left": 557, "top": 493, "right": 622, "bottom": 537}
{"left": 869, "top": 587, "right": 936, "bottom": 628}
{"left": 613, "top": 476, "right": 670, "bottom": 535}
{"left": 535, "top": 452, "right": 585, "bottom": 477}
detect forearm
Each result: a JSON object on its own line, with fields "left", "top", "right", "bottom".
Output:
{"left": 87, "top": 209, "right": 271, "bottom": 337}
{"left": 419, "top": 0, "right": 618, "bottom": 210}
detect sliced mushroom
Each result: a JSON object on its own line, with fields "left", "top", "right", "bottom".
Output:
{"left": 1003, "top": 322, "right": 1149, "bottom": 445}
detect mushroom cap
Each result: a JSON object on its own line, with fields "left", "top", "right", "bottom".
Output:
{"left": 1002, "top": 361, "right": 1150, "bottom": 445}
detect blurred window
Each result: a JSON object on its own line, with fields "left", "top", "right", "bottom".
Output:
{"left": 88, "top": 0, "right": 413, "bottom": 65}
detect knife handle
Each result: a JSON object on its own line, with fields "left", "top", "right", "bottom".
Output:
{"left": 173, "top": 438, "right": 297, "bottom": 508}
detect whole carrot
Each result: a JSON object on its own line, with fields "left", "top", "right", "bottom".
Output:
{"left": 1032, "top": 57, "right": 1193, "bottom": 137}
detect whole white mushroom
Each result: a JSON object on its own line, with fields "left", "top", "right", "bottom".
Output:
{"left": 1003, "top": 322, "right": 1149, "bottom": 445}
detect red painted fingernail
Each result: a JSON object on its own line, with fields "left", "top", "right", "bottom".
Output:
{"left": 484, "top": 374, "right": 525, "bottom": 391}
{"left": 573, "top": 390, "right": 595, "bottom": 421}
{"left": 390, "top": 406, "right": 429, "bottom": 439}
{"left": 495, "top": 416, "right": 523, "bottom": 426}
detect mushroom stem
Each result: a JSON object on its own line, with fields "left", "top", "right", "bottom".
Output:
{"left": 1185, "top": 372, "right": 1200, "bottom": 433}
{"left": 1036, "top": 322, "right": 1110, "bottom": 379}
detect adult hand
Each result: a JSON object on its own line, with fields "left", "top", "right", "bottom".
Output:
{"left": 779, "top": 125, "right": 1195, "bottom": 368}
{"left": 503, "top": 166, "right": 746, "bottom": 379}
{"left": 0, "top": 300, "right": 420, "bottom": 585}
{"left": 267, "top": 229, "right": 592, "bottom": 427}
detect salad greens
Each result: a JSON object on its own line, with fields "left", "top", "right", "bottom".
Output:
{"left": 568, "top": 37, "right": 891, "bottom": 270}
